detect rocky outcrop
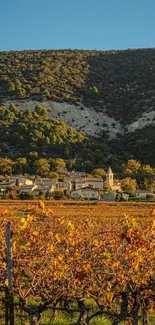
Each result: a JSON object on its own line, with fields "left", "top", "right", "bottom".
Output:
{"left": 4, "top": 99, "right": 155, "bottom": 139}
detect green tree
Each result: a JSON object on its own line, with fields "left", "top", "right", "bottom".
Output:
{"left": 138, "top": 164, "right": 155, "bottom": 189}
{"left": 49, "top": 172, "right": 59, "bottom": 179}
{"left": 53, "top": 158, "right": 66, "bottom": 171}
{"left": 35, "top": 158, "right": 50, "bottom": 176}
{"left": 0, "top": 158, "right": 14, "bottom": 175}
{"left": 23, "top": 108, "right": 33, "bottom": 121}
{"left": 48, "top": 158, "right": 55, "bottom": 171}
{"left": 53, "top": 189, "right": 64, "bottom": 200}
{"left": 83, "top": 160, "right": 94, "bottom": 173}
{"left": 29, "top": 152, "right": 38, "bottom": 164}
{"left": 66, "top": 159, "right": 76, "bottom": 171}
{"left": 9, "top": 103, "right": 20, "bottom": 116}
{"left": 121, "top": 160, "right": 141, "bottom": 178}
{"left": 15, "top": 157, "right": 27, "bottom": 174}
{"left": 19, "top": 192, "right": 36, "bottom": 200}
{"left": 5, "top": 185, "right": 19, "bottom": 199}
{"left": 34, "top": 104, "right": 48, "bottom": 118}
{"left": 102, "top": 183, "right": 113, "bottom": 193}
{"left": 93, "top": 86, "right": 99, "bottom": 94}
{"left": 9, "top": 81, "right": 15, "bottom": 92}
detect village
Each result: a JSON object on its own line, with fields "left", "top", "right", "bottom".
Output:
{"left": 0, "top": 167, "right": 153, "bottom": 201}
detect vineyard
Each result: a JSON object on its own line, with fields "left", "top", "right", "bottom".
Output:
{"left": 0, "top": 201, "right": 154, "bottom": 325}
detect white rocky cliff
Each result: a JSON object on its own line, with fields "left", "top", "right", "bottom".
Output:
{"left": 4, "top": 99, "right": 155, "bottom": 139}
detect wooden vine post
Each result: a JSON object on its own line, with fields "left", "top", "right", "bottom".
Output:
{"left": 5, "top": 223, "right": 14, "bottom": 325}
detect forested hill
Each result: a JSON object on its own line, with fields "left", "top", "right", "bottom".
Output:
{"left": 1, "top": 48, "right": 155, "bottom": 124}
{"left": 0, "top": 104, "right": 108, "bottom": 172}
{"left": 1, "top": 48, "right": 155, "bottom": 167}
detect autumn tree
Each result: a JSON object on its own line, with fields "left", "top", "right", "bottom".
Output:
{"left": 121, "top": 177, "right": 137, "bottom": 196}
{"left": 91, "top": 168, "right": 106, "bottom": 178}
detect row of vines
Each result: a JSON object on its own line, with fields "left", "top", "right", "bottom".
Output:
{"left": 0, "top": 202, "right": 154, "bottom": 325}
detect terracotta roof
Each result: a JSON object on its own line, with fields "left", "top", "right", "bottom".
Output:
{"left": 20, "top": 185, "right": 35, "bottom": 189}
{"left": 33, "top": 187, "right": 50, "bottom": 191}
{"left": 76, "top": 178, "right": 102, "bottom": 183}
{"left": 85, "top": 178, "right": 102, "bottom": 181}
{"left": 71, "top": 186, "right": 99, "bottom": 192}
{"left": 0, "top": 181, "right": 14, "bottom": 186}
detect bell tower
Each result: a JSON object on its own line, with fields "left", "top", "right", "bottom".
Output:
{"left": 106, "top": 167, "right": 113, "bottom": 187}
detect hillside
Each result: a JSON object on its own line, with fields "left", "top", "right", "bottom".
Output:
{"left": 1, "top": 48, "right": 155, "bottom": 166}
{"left": 0, "top": 105, "right": 109, "bottom": 172}
{"left": 1, "top": 48, "right": 155, "bottom": 122}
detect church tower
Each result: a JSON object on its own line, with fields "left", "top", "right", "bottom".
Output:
{"left": 106, "top": 167, "right": 114, "bottom": 187}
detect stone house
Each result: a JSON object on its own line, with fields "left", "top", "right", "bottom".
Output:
{"left": 64, "top": 175, "right": 84, "bottom": 189}
{"left": 55, "top": 181, "right": 72, "bottom": 191}
{"left": 136, "top": 189, "right": 154, "bottom": 199}
{"left": 33, "top": 186, "right": 52, "bottom": 196}
{"left": 103, "top": 193, "right": 116, "bottom": 201}
{"left": 67, "top": 171, "right": 85, "bottom": 177}
{"left": 71, "top": 186, "right": 100, "bottom": 200}
{"left": 19, "top": 185, "right": 38, "bottom": 194}
{"left": 0, "top": 181, "right": 15, "bottom": 190}
{"left": 75, "top": 178, "right": 103, "bottom": 190}
{"left": 35, "top": 178, "right": 57, "bottom": 188}
{"left": 8, "top": 177, "right": 34, "bottom": 186}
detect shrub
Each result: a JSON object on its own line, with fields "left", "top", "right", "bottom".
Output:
{"left": 19, "top": 192, "right": 36, "bottom": 200}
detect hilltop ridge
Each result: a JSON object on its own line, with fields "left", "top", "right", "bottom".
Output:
{"left": 1, "top": 48, "right": 155, "bottom": 166}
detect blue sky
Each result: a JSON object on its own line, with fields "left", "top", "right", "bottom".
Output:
{"left": 0, "top": 0, "right": 155, "bottom": 51}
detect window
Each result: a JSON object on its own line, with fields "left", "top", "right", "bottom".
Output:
{"left": 77, "top": 184, "right": 83, "bottom": 189}
{"left": 73, "top": 192, "right": 79, "bottom": 197}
